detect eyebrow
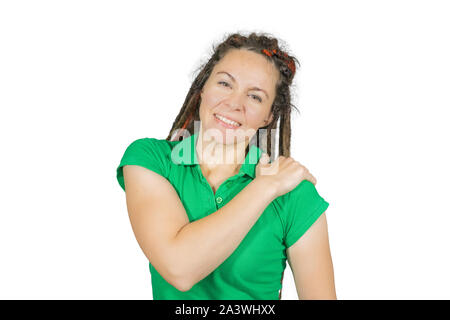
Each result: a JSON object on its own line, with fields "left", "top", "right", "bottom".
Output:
{"left": 216, "top": 71, "right": 269, "bottom": 99}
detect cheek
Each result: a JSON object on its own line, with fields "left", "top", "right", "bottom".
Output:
{"left": 244, "top": 107, "right": 268, "bottom": 128}
{"left": 201, "top": 87, "right": 224, "bottom": 110}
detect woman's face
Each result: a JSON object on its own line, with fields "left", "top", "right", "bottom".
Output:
{"left": 199, "top": 48, "right": 279, "bottom": 145}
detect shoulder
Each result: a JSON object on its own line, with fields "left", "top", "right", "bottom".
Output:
{"left": 286, "top": 180, "right": 328, "bottom": 211}
{"left": 117, "top": 137, "right": 179, "bottom": 190}
{"left": 269, "top": 180, "right": 318, "bottom": 217}
{"left": 274, "top": 180, "right": 320, "bottom": 206}
{"left": 288, "top": 180, "right": 321, "bottom": 200}
{"left": 275, "top": 180, "right": 329, "bottom": 222}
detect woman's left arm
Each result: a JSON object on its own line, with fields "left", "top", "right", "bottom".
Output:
{"left": 286, "top": 212, "right": 337, "bottom": 299}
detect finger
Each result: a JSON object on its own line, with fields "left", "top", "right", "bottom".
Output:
{"left": 259, "top": 153, "right": 270, "bottom": 165}
{"left": 308, "top": 174, "right": 317, "bottom": 185}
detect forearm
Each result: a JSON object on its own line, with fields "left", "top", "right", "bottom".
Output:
{"left": 171, "top": 178, "right": 276, "bottom": 290}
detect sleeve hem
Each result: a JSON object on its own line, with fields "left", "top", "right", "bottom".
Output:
{"left": 285, "top": 199, "right": 329, "bottom": 249}
{"left": 116, "top": 159, "right": 167, "bottom": 192}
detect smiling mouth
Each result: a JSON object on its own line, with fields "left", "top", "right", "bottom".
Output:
{"left": 214, "top": 113, "right": 242, "bottom": 128}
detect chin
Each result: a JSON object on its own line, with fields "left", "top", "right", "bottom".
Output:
{"left": 208, "top": 126, "right": 254, "bottom": 146}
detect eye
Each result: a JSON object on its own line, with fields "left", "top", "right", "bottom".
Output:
{"left": 218, "top": 81, "right": 230, "bottom": 87}
{"left": 250, "top": 94, "right": 262, "bottom": 103}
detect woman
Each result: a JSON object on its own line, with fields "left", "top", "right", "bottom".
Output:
{"left": 116, "top": 32, "right": 336, "bottom": 300}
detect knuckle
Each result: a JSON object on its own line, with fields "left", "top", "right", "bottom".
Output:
{"left": 297, "top": 166, "right": 306, "bottom": 174}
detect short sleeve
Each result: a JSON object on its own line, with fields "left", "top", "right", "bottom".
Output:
{"left": 283, "top": 180, "right": 330, "bottom": 248}
{"left": 116, "top": 138, "right": 170, "bottom": 192}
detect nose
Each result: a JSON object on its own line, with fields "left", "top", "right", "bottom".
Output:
{"left": 225, "top": 91, "right": 245, "bottom": 112}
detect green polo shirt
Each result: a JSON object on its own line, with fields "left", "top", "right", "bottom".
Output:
{"left": 116, "top": 132, "right": 329, "bottom": 300}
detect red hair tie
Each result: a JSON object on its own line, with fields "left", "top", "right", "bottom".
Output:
{"left": 262, "top": 48, "right": 296, "bottom": 75}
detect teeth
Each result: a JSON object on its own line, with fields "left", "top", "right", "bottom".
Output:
{"left": 215, "top": 114, "right": 241, "bottom": 127}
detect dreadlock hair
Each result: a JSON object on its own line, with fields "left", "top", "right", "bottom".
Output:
{"left": 165, "top": 31, "right": 300, "bottom": 159}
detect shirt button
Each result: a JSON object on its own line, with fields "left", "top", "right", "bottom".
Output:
{"left": 216, "top": 196, "right": 223, "bottom": 204}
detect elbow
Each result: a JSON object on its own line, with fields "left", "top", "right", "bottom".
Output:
{"left": 167, "top": 263, "right": 194, "bottom": 292}
{"left": 174, "top": 278, "right": 193, "bottom": 292}
{"left": 164, "top": 238, "right": 195, "bottom": 292}
{"left": 170, "top": 270, "right": 193, "bottom": 292}
{"left": 146, "top": 256, "right": 193, "bottom": 292}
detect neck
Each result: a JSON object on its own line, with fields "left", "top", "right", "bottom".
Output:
{"left": 195, "top": 127, "right": 249, "bottom": 175}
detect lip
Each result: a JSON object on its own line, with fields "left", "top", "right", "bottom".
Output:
{"left": 213, "top": 113, "right": 242, "bottom": 126}
{"left": 213, "top": 113, "right": 242, "bottom": 129}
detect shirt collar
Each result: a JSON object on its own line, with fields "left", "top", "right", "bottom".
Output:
{"left": 171, "top": 132, "right": 263, "bottom": 179}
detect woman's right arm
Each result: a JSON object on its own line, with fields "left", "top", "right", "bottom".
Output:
{"left": 123, "top": 155, "right": 315, "bottom": 292}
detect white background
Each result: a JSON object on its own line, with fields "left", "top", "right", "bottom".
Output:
{"left": 1, "top": 0, "right": 449, "bottom": 299}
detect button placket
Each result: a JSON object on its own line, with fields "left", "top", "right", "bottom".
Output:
{"left": 194, "top": 166, "right": 217, "bottom": 208}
